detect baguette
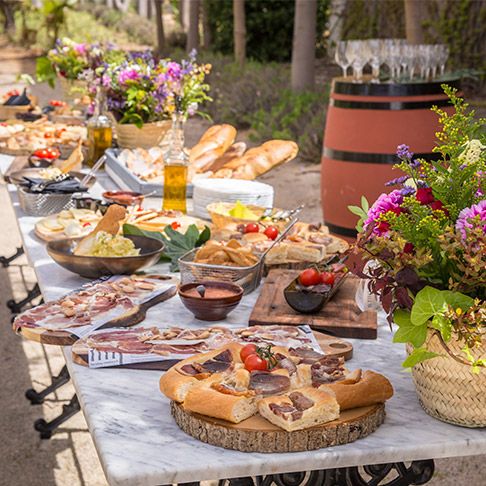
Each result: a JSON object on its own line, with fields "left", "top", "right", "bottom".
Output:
{"left": 232, "top": 140, "right": 298, "bottom": 180}
{"left": 202, "top": 142, "right": 247, "bottom": 173}
{"left": 190, "top": 124, "right": 237, "bottom": 171}
{"left": 73, "top": 204, "right": 126, "bottom": 256}
{"left": 320, "top": 370, "right": 394, "bottom": 411}
{"left": 258, "top": 387, "right": 339, "bottom": 431}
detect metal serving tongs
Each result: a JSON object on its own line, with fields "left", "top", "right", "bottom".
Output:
{"left": 81, "top": 154, "right": 107, "bottom": 188}
{"left": 261, "top": 204, "right": 305, "bottom": 221}
{"left": 28, "top": 173, "right": 70, "bottom": 193}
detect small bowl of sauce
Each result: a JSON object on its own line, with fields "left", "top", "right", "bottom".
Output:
{"left": 102, "top": 190, "right": 144, "bottom": 207}
{"left": 178, "top": 281, "right": 244, "bottom": 321}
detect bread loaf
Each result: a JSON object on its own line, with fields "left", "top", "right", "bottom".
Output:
{"left": 201, "top": 142, "right": 247, "bottom": 173}
{"left": 190, "top": 124, "right": 237, "bottom": 171}
{"left": 232, "top": 140, "right": 298, "bottom": 180}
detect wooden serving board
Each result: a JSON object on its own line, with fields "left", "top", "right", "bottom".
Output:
{"left": 171, "top": 401, "right": 385, "bottom": 453}
{"left": 71, "top": 330, "right": 353, "bottom": 369}
{"left": 249, "top": 269, "right": 377, "bottom": 339}
{"left": 16, "top": 277, "right": 178, "bottom": 346}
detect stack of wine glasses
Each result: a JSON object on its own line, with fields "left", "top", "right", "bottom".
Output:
{"left": 334, "top": 39, "right": 450, "bottom": 84}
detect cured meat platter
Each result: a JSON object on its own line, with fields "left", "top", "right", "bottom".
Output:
{"left": 171, "top": 401, "right": 385, "bottom": 453}
{"left": 12, "top": 274, "right": 178, "bottom": 345}
{"left": 249, "top": 270, "right": 378, "bottom": 339}
{"left": 71, "top": 325, "right": 353, "bottom": 370}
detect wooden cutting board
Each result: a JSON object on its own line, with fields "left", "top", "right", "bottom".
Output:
{"left": 15, "top": 277, "right": 178, "bottom": 346}
{"left": 71, "top": 330, "right": 353, "bottom": 369}
{"left": 171, "top": 401, "right": 385, "bottom": 452}
{"left": 249, "top": 269, "right": 377, "bottom": 339}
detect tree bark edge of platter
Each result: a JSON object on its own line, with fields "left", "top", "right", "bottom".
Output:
{"left": 170, "top": 402, "right": 385, "bottom": 453}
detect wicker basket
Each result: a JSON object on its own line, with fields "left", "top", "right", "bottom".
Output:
{"left": 408, "top": 330, "right": 486, "bottom": 428}
{"left": 0, "top": 104, "right": 31, "bottom": 121}
{"left": 59, "top": 78, "right": 87, "bottom": 103}
{"left": 18, "top": 187, "right": 75, "bottom": 217}
{"left": 115, "top": 120, "right": 171, "bottom": 149}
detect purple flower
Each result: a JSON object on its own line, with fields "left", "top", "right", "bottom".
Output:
{"left": 364, "top": 190, "right": 404, "bottom": 235}
{"left": 397, "top": 144, "right": 413, "bottom": 161}
{"left": 385, "top": 175, "right": 409, "bottom": 187}
{"left": 455, "top": 200, "right": 486, "bottom": 241}
{"left": 166, "top": 61, "right": 182, "bottom": 80}
{"left": 400, "top": 186, "right": 415, "bottom": 196}
{"left": 411, "top": 159, "right": 421, "bottom": 169}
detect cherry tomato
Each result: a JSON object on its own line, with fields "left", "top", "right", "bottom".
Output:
{"left": 33, "top": 149, "right": 49, "bottom": 159}
{"left": 44, "top": 132, "right": 53, "bottom": 138}
{"left": 240, "top": 344, "right": 258, "bottom": 362}
{"left": 263, "top": 226, "right": 279, "bottom": 240}
{"left": 171, "top": 221, "right": 181, "bottom": 230}
{"left": 320, "top": 271, "right": 336, "bottom": 285}
{"left": 298, "top": 268, "right": 321, "bottom": 287}
{"left": 82, "top": 222, "right": 92, "bottom": 228}
{"left": 244, "top": 354, "right": 268, "bottom": 372}
{"left": 244, "top": 223, "right": 259, "bottom": 233}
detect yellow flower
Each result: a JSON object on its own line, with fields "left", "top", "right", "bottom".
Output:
{"left": 456, "top": 308, "right": 463, "bottom": 316}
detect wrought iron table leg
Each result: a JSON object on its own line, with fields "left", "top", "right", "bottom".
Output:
{"left": 7, "top": 283, "right": 41, "bottom": 314}
{"left": 34, "top": 394, "right": 81, "bottom": 439}
{"left": 165, "top": 460, "right": 435, "bottom": 486}
{"left": 0, "top": 246, "right": 24, "bottom": 267}
{"left": 25, "top": 364, "right": 70, "bottom": 405}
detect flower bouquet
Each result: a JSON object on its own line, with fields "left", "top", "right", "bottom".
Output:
{"left": 349, "top": 86, "right": 485, "bottom": 427}
{"left": 102, "top": 51, "right": 211, "bottom": 148}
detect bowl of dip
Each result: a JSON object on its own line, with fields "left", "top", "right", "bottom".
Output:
{"left": 178, "top": 281, "right": 244, "bottom": 321}
{"left": 102, "top": 191, "right": 144, "bottom": 207}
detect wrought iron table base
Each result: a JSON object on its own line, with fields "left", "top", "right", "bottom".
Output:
{"left": 7, "top": 282, "right": 41, "bottom": 315}
{"left": 0, "top": 246, "right": 24, "bottom": 267}
{"left": 34, "top": 394, "right": 81, "bottom": 439}
{"left": 167, "top": 460, "right": 435, "bottom": 486}
{"left": 25, "top": 364, "right": 71, "bottom": 405}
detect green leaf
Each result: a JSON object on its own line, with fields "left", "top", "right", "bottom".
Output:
{"left": 393, "top": 309, "right": 428, "bottom": 347}
{"left": 196, "top": 226, "right": 211, "bottom": 246}
{"left": 348, "top": 205, "right": 366, "bottom": 217}
{"left": 442, "top": 291, "right": 474, "bottom": 311}
{"left": 430, "top": 314, "right": 452, "bottom": 342}
{"left": 410, "top": 286, "right": 448, "bottom": 326}
{"left": 402, "top": 348, "right": 441, "bottom": 368}
{"left": 360, "top": 196, "right": 369, "bottom": 212}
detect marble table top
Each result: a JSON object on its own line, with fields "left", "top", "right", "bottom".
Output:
{"left": 2, "top": 154, "right": 485, "bottom": 486}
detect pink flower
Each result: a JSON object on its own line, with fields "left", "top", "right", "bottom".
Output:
{"left": 364, "top": 190, "right": 404, "bottom": 236}
{"left": 455, "top": 200, "right": 486, "bottom": 241}
{"left": 118, "top": 68, "right": 140, "bottom": 84}
{"left": 74, "top": 43, "right": 87, "bottom": 55}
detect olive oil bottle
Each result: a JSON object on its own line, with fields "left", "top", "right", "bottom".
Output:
{"left": 87, "top": 88, "right": 112, "bottom": 168}
{"left": 163, "top": 101, "right": 188, "bottom": 213}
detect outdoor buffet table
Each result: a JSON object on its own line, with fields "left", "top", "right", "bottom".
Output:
{"left": 1, "top": 153, "right": 485, "bottom": 486}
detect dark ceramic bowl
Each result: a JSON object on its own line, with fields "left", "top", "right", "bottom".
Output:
{"left": 284, "top": 271, "right": 348, "bottom": 314}
{"left": 46, "top": 235, "right": 164, "bottom": 279}
{"left": 178, "top": 281, "right": 244, "bottom": 321}
{"left": 102, "top": 190, "right": 144, "bottom": 207}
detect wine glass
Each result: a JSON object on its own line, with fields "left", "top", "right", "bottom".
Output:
{"left": 334, "top": 41, "right": 350, "bottom": 78}
{"left": 347, "top": 40, "right": 367, "bottom": 82}
{"left": 437, "top": 44, "right": 449, "bottom": 77}
{"left": 367, "top": 39, "right": 382, "bottom": 83}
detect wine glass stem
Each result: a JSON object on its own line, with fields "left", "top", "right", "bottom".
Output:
{"left": 342, "top": 66, "right": 347, "bottom": 78}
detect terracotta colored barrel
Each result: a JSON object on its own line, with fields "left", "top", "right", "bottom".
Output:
{"left": 321, "top": 78, "right": 460, "bottom": 239}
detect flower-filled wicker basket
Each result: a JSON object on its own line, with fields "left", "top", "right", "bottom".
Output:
{"left": 115, "top": 120, "right": 171, "bottom": 149}
{"left": 407, "top": 330, "right": 486, "bottom": 428}
{"left": 59, "top": 78, "right": 87, "bottom": 104}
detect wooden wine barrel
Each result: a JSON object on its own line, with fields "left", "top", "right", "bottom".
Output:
{"left": 321, "top": 78, "right": 460, "bottom": 239}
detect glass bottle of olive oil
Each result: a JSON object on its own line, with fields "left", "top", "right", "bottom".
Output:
{"left": 163, "top": 102, "right": 188, "bottom": 213}
{"left": 87, "top": 88, "right": 113, "bottom": 168}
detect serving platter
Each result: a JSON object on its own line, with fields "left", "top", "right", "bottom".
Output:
{"left": 171, "top": 401, "right": 385, "bottom": 452}
{"left": 71, "top": 329, "right": 353, "bottom": 369}
{"left": 249, "top": 269, "right": 378, "bottom": 339}
{"left": 13, "top": 275, "right": 178, "bottom": 346}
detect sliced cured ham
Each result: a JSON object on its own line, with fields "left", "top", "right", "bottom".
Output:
{"left": 311, "top": 356, "right": 345, "bottom": 385}
{"left": 249, "top": 371, "right": 291, "bottom": 396}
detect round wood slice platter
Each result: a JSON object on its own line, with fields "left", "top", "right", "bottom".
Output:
{"left": 171, "top": 401, "right": 385, "bottom": 453}
{"left": 71, "top": 330, "right": 352, "bottom": 368}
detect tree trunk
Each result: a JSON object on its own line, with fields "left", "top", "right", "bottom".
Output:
{"left": 201, "top": 0, "right": 212, "bottom": 50}
{"left": 291, "top": 0, "right": 317, "bottom": 91}
{"left": 233, "top": 0, "right": 246, "bottom": 66}
{"left": 404, "top": 0, "right": 427, "bottom": 44}
{"left": 154, "top": 0, "right": 165, "bottom": 56}
{"left": 186, "top": 0, "right": 200, "bottom": 52}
